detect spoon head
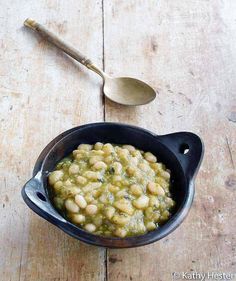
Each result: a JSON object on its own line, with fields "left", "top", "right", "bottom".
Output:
{"left": 103, "top": 77, "right": 156, "bottom": 106}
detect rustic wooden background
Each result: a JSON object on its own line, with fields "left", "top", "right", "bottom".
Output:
{"left": 0, "top": 1, "right": 235, "bottom": 280}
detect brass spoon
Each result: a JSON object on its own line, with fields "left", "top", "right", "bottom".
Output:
{"left": 24, "top": 18, "right": 156, "bottom": 106}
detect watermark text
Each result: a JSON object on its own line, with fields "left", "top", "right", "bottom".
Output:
{"left": 172, "top": 272, "right": 235, "bottom": 281}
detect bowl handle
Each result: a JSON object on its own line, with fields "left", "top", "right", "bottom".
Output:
{"left": 21, "top": 173, "right": 67, "bottom": 224}
{"left": 158, "top": 132, "right": 204, "bottom": 180}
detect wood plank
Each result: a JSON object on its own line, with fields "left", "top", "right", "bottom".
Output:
{"left": 104, "top": 1, "right": 236, "bottom": 280}
{"left": 0, "top": 1, "right": 105, "bottom": 281}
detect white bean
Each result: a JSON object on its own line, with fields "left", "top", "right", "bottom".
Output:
{"left": 64, "top": 179, "right": 73, "bottom": 187}
{"left": 84, "top": 193, "right": 94, "bottom": 203}
{"left": 86, "top": 204, "right": 98, "bottom": 215}
{"left": 161, "top": 210, "right": 170, "bottom": 220}
{"left": 114, "top": 228, "right": 127, "bottom": 238}
{"left": 103, "top": 143, "right": 114, "bottom": 155}
{"left": 77, "top": 144, "right": 93, "bottom": 151}
{"left": 92, "top": 215, "right": 103, "bottom": 227}
{"left": 146, "top": 221, "right": 156, "bottom": 231}
{"left": 112, "top": 175, "right": 122, "bottom": 184}
{"left": 126, "top": 166, "right": 136, "bottom": 176}
{"left": 131, "top": 150, "right": 142, "bottom": 158}
{"left": 75, "top": 152, "right": 87, "bottom": 160}
{"left": 69, "top": 186, "right": 81, "bottom": 195}
{"left": 104, "top": 155, "right": 113, "bottom": 164}
{"left": 147, "top": 182, "right": 165, "bottom": 196}
{"left": 113, "top": 214, "right": 130, "bottom": 226}
{"left": 105, "top": 206, "right": 116, "bottom": 220}
{"left": 89, "top": 156, "right": 103, "bottom": 165}
{"left": 160, "top": 170, "right": 171, "bottom": 180}
{"left": 91, "top": 150, "right": 105, "bottom": 156}
{"left": 91, "top": 189, "right": 101, "bottom": 198}
{"left": 145, "top": 207, "right": 153, "bottom": 219}
{"left": 149, "top": 196, "right": 159, "bottom": 207}
{"left": 54, "top": 180, "right": 63, "bottom": 190}
{"left": 83, "top": 182, "right": 102, "bottom": 193}
{"left": 117, "top": 148, "right": 129, "bottom": 161}
{"left": 147, "top": 182, "right": 158, "bottom": 195}
{"left": 130, "top": 157, "right": 138, "bottom": 166}
{"left": 113, "top": 162, "right": 122, "bottom": 175}
{"left": 165, "top": 197, "right": 175, "bottom": 207}
{"left": 156, "top": 184, "right": 165, "bottom": 196}
{"left": 116, "top": 190, "right": 129, "bottom": 198}
{"left": 84, "top": 223, "right": 96, "bottom": 232}
{"left": 68, "top": 164, "right": 80, "bottom": 175}
{"left": 72, "top": 149, "right": 80, "bottom": 157}
{"left": 108, "top": 184, "right": 120, "bottom": 193}
{"left": 76, "top": 176, "right": 87, "bottom": 185}
{"left": 153, "top": 212, "right": 160, "bottom": 222}
{"left": 94, "top": 142, "right": 103, "bottom": 150}
{"left": 72, "top": 214, "right": 85, "bottom": 224}
{"left": 138, "top": 163, "right": 149, "bottom": 172}
{"left": 144, "top": 152, "right": 157, "bottom": 163}
{"left": 156, "top": 177, "right": 169, "bottom": 189}
{"left": 130, "top": 184, "right": 143, "bottom": 196}
{"left": 150, "top": 162, "right": 163, "bottom": 172}
{"left": 93, "top": 161, "right": 107, "bottom": 170}
{"left": 65, "top": 199, "right": 79, "bottom": 213}
{"left": 83, "top": 171, "right": 100, "bottom": 180}
{"left": 133, "top": 195, "right": 149, "bottom": 209}
{"left": 122, "top": 145, "right": 135, "bottom": 152}
{"left": 49, "top": 170, "right": 64, "bottom": 185}
{"left": 99, "top": 194, "right": 107, "bottom": 204}
{"left": 75, "top": 194, "right": 87, "bottom": 209}
{"left": 114, "top": 199, "right": 134, "bottom": 215}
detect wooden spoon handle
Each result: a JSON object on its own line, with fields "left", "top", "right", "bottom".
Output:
{"left": 24, "top": 18, "right": 93, "bottom": 67}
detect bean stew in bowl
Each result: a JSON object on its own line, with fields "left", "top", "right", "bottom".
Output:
{"left": 48, "top": 143, "right": 175, "bottom": 238}
{"left": 22, "top": 122, "right": 203, "bottom": 248}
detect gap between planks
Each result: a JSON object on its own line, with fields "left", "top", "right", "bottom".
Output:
{"left": 102, "top": 1, "right": 108, "bottom": 281}
{"left": 102, "top": 0, "right": 106, "bottom": 123}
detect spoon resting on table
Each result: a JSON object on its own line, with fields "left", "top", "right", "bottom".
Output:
{"left": 24, "top": 18, "right": 156, "bottom": 106}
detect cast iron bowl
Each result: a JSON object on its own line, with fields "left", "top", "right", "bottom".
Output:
{"left": 22, "top": 122, "right": 204, "bottom": 248}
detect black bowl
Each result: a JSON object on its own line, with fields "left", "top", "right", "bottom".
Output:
{"left": 22, "top": 122, "right": 204, "bottom": 248}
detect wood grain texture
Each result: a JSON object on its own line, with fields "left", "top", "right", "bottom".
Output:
{"left": 0, "top": 1, "right": 105, "bottom": 281}
{"left": 104, "top": 0, "right": 236, "bottom": 280}
{"left": 0, "top": 0, "right": 236, "bottom": 281}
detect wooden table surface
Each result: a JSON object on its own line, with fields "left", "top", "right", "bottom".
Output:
{"left": 1, "top": 1, "right": 235, "bottom": 281}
